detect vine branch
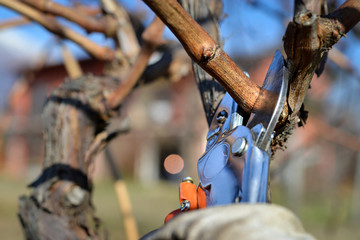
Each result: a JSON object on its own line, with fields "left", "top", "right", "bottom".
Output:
{"left": 180, "top": 0, "right": 225, "bottom": 126}
{"left": 142, "top": 0, "right": 276, "bottom": 115}
{"left": 20, "top": 0, "right": 118, "bottom": 36}
{"left": 142, "top": 0, "right": 360, "bottom": 151}
{"left": 0, "top": 17, "right": 29, "bottom": 29}
{"left": 106, "top": 16, "right": 165, "bottom": 109}
{"left": 270, "top": 0, "right": 360, "bottom": 150}
{"left": 284, "top": 0, "right": 360, "bottom": 119}
{"left": 0, "top": 0, "right": 115, "bottom": 61}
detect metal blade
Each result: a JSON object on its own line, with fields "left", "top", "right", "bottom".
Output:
{"left": 246, "top": 50, "right": 288, "bottom": 151}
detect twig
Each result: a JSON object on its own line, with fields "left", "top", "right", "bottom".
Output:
{"left": 101, "top": 0, "right": 140, "bottom": 61}
{"left": 294, "top": 0, "right": 307, "bottom": 16}
{"left": 328, "top": 0, "right": 360, "bottom": 34}
{"left": 0, "top": 6, "right": 101, "bottom": 30}
{"left": 0, "top": 0, "right": 115, "bottom": 61}
{"left": 20, "top": 0, "right": 118, "bottom": 36}
{"left": 0, "top": 17, "right": 30, "bottom": 30}
{"left": 72, "top": 5, "right": 102, "bottom": 16}
{"left": 106, "top": 16, "right": 165, "bottom": 109}
{"left": 328, "top": 47, "right": 357, "bottom": 77}
{"left": 60, "top": 41, "right": 83, "bottom": 80}
{"left": 326, "top": 47, "right": 360, "bottom": 83}
{"left": 143, "top": 0, "right": 277, "bottom": 115}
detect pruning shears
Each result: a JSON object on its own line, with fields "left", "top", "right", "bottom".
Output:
{"left": 197, "top": 50, "right": 288, "bottom": 206}
{"left": 165, "top": 50, "right": 287, "bottom": 222}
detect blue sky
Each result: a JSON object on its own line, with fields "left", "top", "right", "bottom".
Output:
{"left": 0, "top": 0, "right": 285, "bottom": 109}
{"left": 0, "top": 0, "right": 359, "bottom": 115}
{"left": 119, "top": 0, "right": 286, "bottom": 56}
{"left": 0, "top": 0, "right": 287, "bottom": 64}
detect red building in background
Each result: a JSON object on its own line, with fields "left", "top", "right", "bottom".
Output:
{"left": 0, "top": 56, "right": 209, "bottom": 182}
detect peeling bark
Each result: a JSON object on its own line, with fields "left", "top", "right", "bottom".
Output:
{"left": 18, "top": 75, "right": 121, "bottom": 239}
{"left": 274, "top": 0, "right": 359, "bottom": 151}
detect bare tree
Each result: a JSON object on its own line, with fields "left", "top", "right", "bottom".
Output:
{"left": 0, "top": 1, "right": 171, "bottom": 239}
{"left": 140, "top": 0, "right": 360, "bottom": 238}
{"left": 0, "top": 0, "right": 359, "bottom": 239}
{"left": 143, "top": 0, "right": 360, "bottom": 151}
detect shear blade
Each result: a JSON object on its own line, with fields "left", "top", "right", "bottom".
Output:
{"left": 246, "top": 50, "right": 288, "bottom": 151}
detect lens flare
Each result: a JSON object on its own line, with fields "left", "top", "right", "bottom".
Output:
{"left": 164, "top": 154, "right": 184, "bottom": 174}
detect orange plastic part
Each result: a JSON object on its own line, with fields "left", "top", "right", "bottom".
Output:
{"left": 164, "top": 209, "right": 182, "bottom": 223}
{"left": 164, "top": 181, "right": 207, "bottom": 224}
{"left": 179, "top": 181, "right": 197, "bottom": 210}
{"left": 197, "top": 185, "right": 207, "bottom": 208}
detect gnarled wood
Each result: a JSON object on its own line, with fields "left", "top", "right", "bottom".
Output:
{"left": 16, "top": 12, "right": 178, "bottom": 240}
{"left": 18, "top": 75, "right": 121, "bottom": 239}
{"left": 274, "top": 0, "right": 360, "bottom": 151}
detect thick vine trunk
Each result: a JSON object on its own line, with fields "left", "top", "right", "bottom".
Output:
{"left": 17, "top": 12, "right": 166, "bottom": 238}
{"left": 18, "top": 75, "right": 121, "bottom": 239}
{"left": 273, "top": 0, "right": 360, "bottom": 151}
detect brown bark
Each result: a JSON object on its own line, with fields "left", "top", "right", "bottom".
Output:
{"left": 20, "top": 0, "right": 118, "bottom": 36}
{"left": 10, "top": 0, "right": 359, "bottom": 239}
{"left": 142, "top": 0, "right": 359, "bottom": 138}
{"left": 17, "top": 48, "right": 184, "bottom": 239}
{"left": 106, "top": 16, "right": 165, "bottom": 109}
{"left": 328, "top": 0, "right": 360, "bottom": 34}
{"left": 0, "top": 6, "right": 101, "bottom": 30}
{"left": 143, "top": 0, "right": 273, "bottom": 115}
{"left": 18, "top": 75, "right": 122, "bottom": 240}
{"left": 101, "top": 0, "right": 140, "bottom": 62}
{"left": 16, "top": 12, "right": 170, "bottom": 240}
{"left": 180, "top": 0, "right": 225, "bottom": 126}
{"left": 0, "top": 0, "right": 115, "bottom": 61}
{"left": 274, "top": 0, "right": 360, "bottom": 151}
{"left": 0, "top": 17, "right": 30, "bottom": 30}
{"left": 60, "top": 42, "right": 83, "bottom": 80}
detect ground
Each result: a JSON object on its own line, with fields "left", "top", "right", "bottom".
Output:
{"left": 0, "top": 173, "right": 359, "bottom": 239}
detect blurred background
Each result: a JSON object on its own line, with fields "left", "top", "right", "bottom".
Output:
{"left": 0, "top": 0, "right": 360, "bottom": 239}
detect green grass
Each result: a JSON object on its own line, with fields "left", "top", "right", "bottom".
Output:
{"left": 271, "top": 182, "right": 360, "bottom": 240}
{"left": 0, "top": 174, "right": 178, "bottom": 239}
{"left": 1, "top": 173, "right": 359, "bottom": 239}
{"left": 93, "top": 178, "right": 178, "bottom": 238}
{"left": 0, "top": 174, "right": 29, "bottom": 239}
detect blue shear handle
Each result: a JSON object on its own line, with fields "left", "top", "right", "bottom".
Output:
{"left": 242, "top": 146, "right": 269, "bottom": 203}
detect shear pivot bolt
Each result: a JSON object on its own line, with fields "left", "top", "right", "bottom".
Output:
{"left": 182, "top": 176, "right": 193, "bottom": 183}
{"left": 216, "top": 110, "right": 228, "bottom": 124}
{"left": 180, "top": 200, "right": 191, "bottom": 211}
{"left": 231, "top": 137, "right": 247, "bottom": 156}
